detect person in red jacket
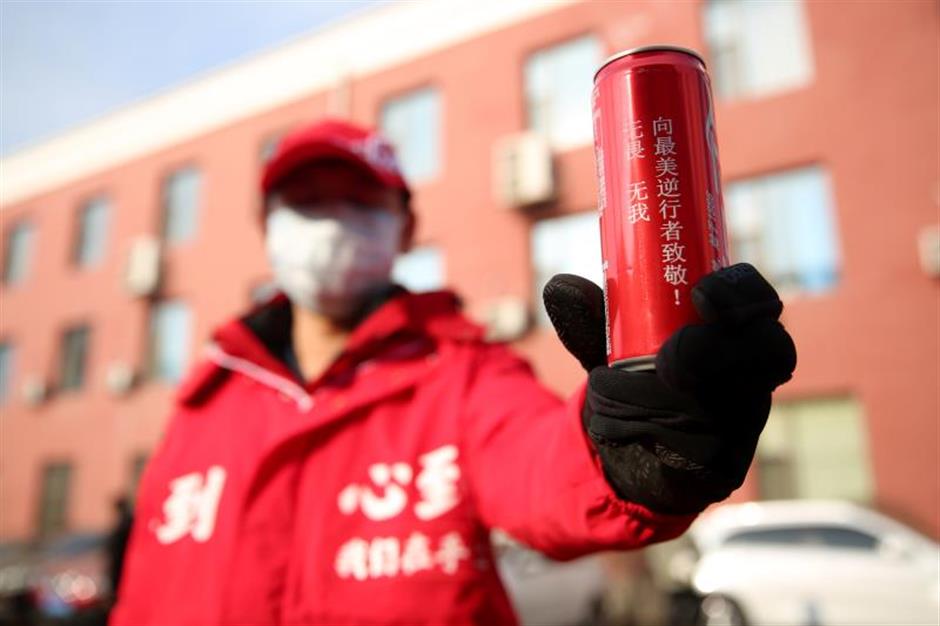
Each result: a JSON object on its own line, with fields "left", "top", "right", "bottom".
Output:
{"left": 111, "top": 119, "right": 795, "bottom": 625}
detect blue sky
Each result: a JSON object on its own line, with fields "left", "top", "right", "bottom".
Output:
{"left": 0, "top": 1, "right": 382, "bottom": 156}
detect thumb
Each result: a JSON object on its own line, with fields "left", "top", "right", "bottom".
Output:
{"left": 542, "top": 274, "right": 607, "bottom": 371}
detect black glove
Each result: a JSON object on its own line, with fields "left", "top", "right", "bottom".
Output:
{"left": 543, "top": 263, "right": 797, "bottom": 514}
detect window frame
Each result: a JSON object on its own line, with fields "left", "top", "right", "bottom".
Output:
{"left": 2, "top": 220, "right": 35, "bottom": 286}
{"left": 724, "top": 163, "right": 842, "bottom": 296}
{"left": 146, "top": 299, "right": 193, "bottom": 384}
{"left": 159, "top": 164, "right": 203, "bottom": 245}
{"left": 259, "top": 128, "right": 290, "bottom": 165}
{"left": 0, "top": 340, "right": 14, "bottom": 404}
{"left": 249, "top": 278, "right": 280, "bottom": 306}
{"left": 36, "top": 461, "right": 73, "bottom": 539}
{"left": 392, "top": 244, "right": 446, "bottom": 293}
{"left": 702, "top": 0, "right": 815, "bottom": 101}
{"left": 379, "top": 84, "right": 443, "bottom": 184}
{"left": 129, "top": 452, "right": 150, "bottom": 502}
{"left": 71, "top": 194, "right": 111, "bottom": 268}
{"left": 57, "top": 324, "right": 91, "bottom": 393}
{"left": 522, "top": 31, "right": 604, "bottom": 151}
{"left": 756, "top": 395, "right": 873, "bottom": 502}
{"left": 529, "top": 209, "right": 604, "bottom": 327}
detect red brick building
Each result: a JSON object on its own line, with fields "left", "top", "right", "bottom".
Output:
{"left": 1, "top": 0, "right": 937, "bottom": 541}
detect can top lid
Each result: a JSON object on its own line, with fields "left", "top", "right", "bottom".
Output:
{"left": 594, "top": 45, "right": 706, "bottom": 82}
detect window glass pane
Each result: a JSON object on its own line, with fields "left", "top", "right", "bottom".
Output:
{"left": 3, "top": 222, "right": 34, "bottom": 285}
{"left": 725, "top": 165, "right": 840, "bottom": 294}
{"left": 37, "top": 463, "right": 72, "bottom": 538}
{"left": 0, "top": 342, "right": 13, "bottom": 403}
{"left": 757, "top": 397, "right": 874, "bottom": 502}
{"left": 74, "top": 196, "right": 110, "bottom": 267}
{"left": 59, "top": 326, "right": 90, "bottom": 391}
{"left": 393, "top": 246, "right": 445, "bottom": 293}
{"left": 149, "top": 301, "right": 192, "bottom": 383}
{"left": 381, "top": 87, "right": 441, "bottom": 183}
{"left": 161, "top": 167, "right": 202, "bottom": 244}
{"left": 703, "top": 0, "right": 814, "bottom": 99}
{"left": 531, "top": 212, "right": 603, "bottom": 326}
{"left": 524, "top": 35, "right": 601, "bottom": 149}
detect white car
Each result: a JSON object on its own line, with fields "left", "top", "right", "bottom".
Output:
{"left": 681, "top": 500, "right": 940, "bottom": 626}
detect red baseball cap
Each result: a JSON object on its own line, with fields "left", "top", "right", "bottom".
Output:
{"left": 261, "top": 118, "right": 411, "bottom": 201}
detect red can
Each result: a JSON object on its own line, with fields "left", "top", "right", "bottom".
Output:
{"left": 592, "top": 45, "right": 729, "bottom": 370}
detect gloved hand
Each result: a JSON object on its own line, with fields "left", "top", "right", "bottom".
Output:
{"left": 543, "top": 263, "right": 797, "bottom": 514}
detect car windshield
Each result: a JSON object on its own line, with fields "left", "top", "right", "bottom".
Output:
{"left": 723, "top": 525, "right": 879, "bottom": 551}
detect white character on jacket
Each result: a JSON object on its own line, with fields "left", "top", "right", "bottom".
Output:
{"left": 338, "top": 462, "right": 412, "bottom": 521}
{"left": 337, "top": 445, "right": 461, "bottom": 522}
{"left": 154, "top": 466, "right": 227, "bottom": 544}
{"left": 414, "top": 445, "right": 461, "bottom": 520}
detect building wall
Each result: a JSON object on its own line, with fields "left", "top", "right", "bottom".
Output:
{"left": 1, "top": 0, "right": 937, "bottom": 539}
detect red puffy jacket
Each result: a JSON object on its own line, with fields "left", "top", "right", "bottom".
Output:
{"left": 111, "top": 291, "right": 696, "bottom": 625}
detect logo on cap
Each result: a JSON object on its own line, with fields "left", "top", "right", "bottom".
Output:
{"left": 333, "top": 134, "right": 401, "bottom": 178}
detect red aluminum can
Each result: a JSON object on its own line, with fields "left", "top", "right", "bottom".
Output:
{"left": 592, "top": 45, "right": 729, "bottom": 370}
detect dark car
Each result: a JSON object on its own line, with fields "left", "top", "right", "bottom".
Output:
{"left": 30, "top": 533, "right": 110, "bottom": 624}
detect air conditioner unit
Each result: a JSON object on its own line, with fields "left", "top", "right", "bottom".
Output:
{"left": 481, "top": 297, "right": 531, "bottom": 342}
{"left": 22, "top": 376, "right": 49, "bottom": 406}
{"left": 918, "top": 225, "right": 940, "bottom": 278}
{"left": 125, "top": 236, "right": 162, "bottom": 297}
{"left": 105, "top": 362, "right": 136, "bottom": 395}
{"left": 493, "top": 132, "right": 555, "bottom": 208}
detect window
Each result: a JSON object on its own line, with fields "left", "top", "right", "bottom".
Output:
{"left": 2, "top": 221, "right": 34, "bottom": 285}
{"left": 393, "top": 246, "right": 445, "bottom": 293}
{"left": 0, "top": 342, "right": 13, "bottom": 403}
{"left": 249, "top": 279, "right": 279, "bottom": 305}
{"left": 37, "top": 462, "right": 72, "bottom": 538}
{"left": 73, "top": 196, "right": 110, "bottom": 267}
{"left": 524, "top": 34, "right": 602, "bottom": 149}
{"left": 725, "top": 165, "right": 840, "bottom": 294}
{"left": 161, "top": 166, "right": 202, "bottom": 244}
{"left": 130, "top": 453, "right": 149, "bottom": 502}
{"left": 380, "top": 87, "right": 441, "bottom": 182}
{"left": 725, "top": 526, "right": 879, "bottom": 552}
{"left": 148, "top": 300, "right": 192, "bottom": 383}
{"left": 531, "top": 211, "right": 603, "bottom": 326}
{"left": 58, "top": 325, "right": 90, "bottom": 392}
{"left": 757, "top": 397, "right": 874, "bottom": 502}
{"left": 703, "top": 0, "right": 814, "bottom": 100}
{"left": 260, "top": 133, "right": 281, "bottom": 163}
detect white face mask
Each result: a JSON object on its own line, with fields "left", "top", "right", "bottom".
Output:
{"left": 265, "top": 203, "right": 403, "bottom": 319}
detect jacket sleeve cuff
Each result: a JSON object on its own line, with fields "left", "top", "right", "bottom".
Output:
{"left": 571, "top": 383, "right": 699, "bottom": 543}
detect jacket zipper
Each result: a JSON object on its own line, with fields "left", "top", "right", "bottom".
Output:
{"left": 205, "top": 344, "right": 315, "bottom": 413}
